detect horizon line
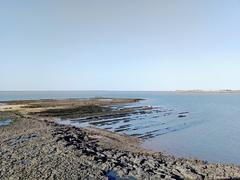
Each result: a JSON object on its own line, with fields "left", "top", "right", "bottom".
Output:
{"left": 1, "top": 89, "right": 240, "bottom": 92}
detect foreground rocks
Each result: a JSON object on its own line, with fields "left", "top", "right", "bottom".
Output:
{"left": 0, "top": 99, "right": 240, "bottom": 179}
{"left": 0, "top": 114, "right": 240, "bottom": 180}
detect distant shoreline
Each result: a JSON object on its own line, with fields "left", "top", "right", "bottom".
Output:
{"left": 175, "top": 89, "right": 240, "bottom": 93}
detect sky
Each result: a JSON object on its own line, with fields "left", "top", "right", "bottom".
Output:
{"left": 1, "top": 0, "right": 240, "bottom": 91}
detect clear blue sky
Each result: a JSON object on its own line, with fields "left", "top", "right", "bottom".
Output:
{"left": 1, "top": 0, "right": 240, "bottom": 91}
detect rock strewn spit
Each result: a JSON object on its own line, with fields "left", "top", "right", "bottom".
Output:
{"left": 0, "top": 99, "right": 240, "bottom": 179}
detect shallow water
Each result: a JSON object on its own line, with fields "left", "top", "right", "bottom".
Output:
{"left": 1, "top": 91, "right": 240, "bottom": 164}
{"left": 57, "top": 105, "right": 194, "bottom": 140}
{"left": 0, "top": 119, "right": 12, "bottom": 126}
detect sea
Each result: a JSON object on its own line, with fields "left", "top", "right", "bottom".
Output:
{"left": 1, "top": 91, "right": 240, "bottom": 164}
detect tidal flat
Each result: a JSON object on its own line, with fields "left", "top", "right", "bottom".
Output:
{"left": 0, "top": 98, "right": 240, "bottom": 179}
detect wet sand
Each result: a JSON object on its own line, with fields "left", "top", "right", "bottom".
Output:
{"left": 0, "top": 98, "right": 240, "bottom": 179}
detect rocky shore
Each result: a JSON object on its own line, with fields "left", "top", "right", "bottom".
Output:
{"left": 1, "top": 99, "right": 240, "bottom": 179}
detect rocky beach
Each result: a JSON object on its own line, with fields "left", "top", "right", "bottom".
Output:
{"left": 0, "top": 98, "right": 240, "bottom": 179}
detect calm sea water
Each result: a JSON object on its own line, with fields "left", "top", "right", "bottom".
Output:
{"left": 1, "top": 91, "right": 240, "bottom": 164}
